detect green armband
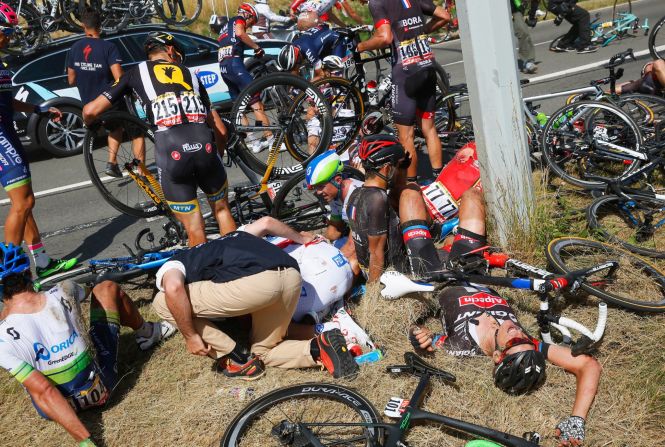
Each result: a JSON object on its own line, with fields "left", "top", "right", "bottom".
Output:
{"left": 79, "top": 438, "right": 97, "bottom": 447}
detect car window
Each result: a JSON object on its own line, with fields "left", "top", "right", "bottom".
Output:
{"left": 107, "top": 37, "right": 134, "bottom": 65}
{"left": 119, "top": 31, "right": 217, "bottom": 65}
{"left": 13, "top": 50, "right": 67, "bottom": 84}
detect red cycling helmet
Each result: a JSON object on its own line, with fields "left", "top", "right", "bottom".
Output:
{"left": 238, "top": 3, "right": 259, "bottom": 22}
{"left": 358, "top": 134, "right": 405, "bottom": 170}
{"left": 0, "top": 3, "right": 18, "bottom": 28}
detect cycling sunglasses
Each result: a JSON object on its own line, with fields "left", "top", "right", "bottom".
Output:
{"left": 0, "top": 26, "right": 15, "bottom": 37}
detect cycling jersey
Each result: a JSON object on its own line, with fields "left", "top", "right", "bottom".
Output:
{"left": 67, "top": 37, "right": 123, "bottom": 104}
{"left": 102, "top": 60, "right": 211, "bottom": 131}
{"left": 346, "top": 186, "right": 409, "bottom": 274}
{"left": 0, "top": 61, "right": 30, "bottom": 192}
{"left": 0, "top": 281, "right": 119, "bottom": 416}
{"left": 293, "top": 25, "right": 347, "bottom": 70}
{"left": 254, "top": 3, "right": 291, "bottom": 36}
{"left": 329, "top": 178, "right": 362, "bottom": 222}
{"left": 155, "top": 231, "right": 300, "bottom": 289}
{"left": 291, "top": 0, "right": 341, "bottom": 16}
{"left": 218, "top": 16, "right": 250, "bottom": 60}
{"left": 436, "top": 285, "right": 549, "bottom": 357}
{"left": 155, "top": 123, "right": 228, "bottom": 213}
{"left": 263, "top": 235, "right": 353, "bottom": 322}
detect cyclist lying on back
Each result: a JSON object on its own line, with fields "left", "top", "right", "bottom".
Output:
{"left": 409, "top": 266, "right": 601, "bottom": 446}
{"left": 306, "top": 140, "right": 482, "bottom": 281}
{"left": 278, "top": 24, "right": 347, "bottom": 81}
{"left": 83, "top": 32, "right": 236, "bottom": 247}
{"left": 616, "top": 58, "right": 665, "bottom": 96}
{"left": 0, "top": 244, "right": 175, "bottom": 447}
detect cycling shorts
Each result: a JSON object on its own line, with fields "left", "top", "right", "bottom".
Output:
{"left": 391, "top": 66, "right": 437, "bottom": 126}
{"left": 155, "top": 123, "right": 228, "bottom": 214}
{"left": 0, "top": 127, "right": 31, "bottom": 191}
{"left": 219, "top": 57, "right": 255, "bottom": 100}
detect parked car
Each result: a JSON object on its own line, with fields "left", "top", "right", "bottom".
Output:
{"left": 7, "top": 25, "right": 284, "bottom": 157}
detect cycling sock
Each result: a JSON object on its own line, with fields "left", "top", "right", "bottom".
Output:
{"left": 28, "top": 242, "right": 50, "bottom": 269}
{"left": 227, "top": 345, "right": 249, "bottom": 364}
{"left": 310, "top": 338, "right": 321, "bottom": 361}
{"left": 448, "top": 228, "right": 487, "bottom": 259}
{"left": 401, "top": 220, "right": 443, "bottom": 277}
{"left": 432, "top": 167, "right": 442, "bottom": 178}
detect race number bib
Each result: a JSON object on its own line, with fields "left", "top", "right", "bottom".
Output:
{"left": 398, "top": 35, "right": 433, "bottom": 67}
{"left": 68, "top": 374, "right": 110, "bottom": 411}
{"left": 218, "top": 46, "right": 234, "bottom": 60}
{"left": 151, "top": 91, "right": 207, "bottom": 128}
{"left": 384, "top": 397, "right": 410, "bottom": 418}
{"left": 180, "top": 91, "right": 207, "bottom": 124}
{"left": 421, "top": 181, "right": 458, "bottom": 224}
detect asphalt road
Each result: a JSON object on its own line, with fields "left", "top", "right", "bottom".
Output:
{"left": 0, "top": 0, "right": 663, "bottom": 264}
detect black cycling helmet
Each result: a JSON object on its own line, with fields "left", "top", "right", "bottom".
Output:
{"left": 144, "top": 31, "right": 185, "bottom": 63}
{"left": 278, "top": 44, "right": 301, "bottom": 71}
{"left": 358, "top": 134, "right": 405, "bottom": 170}
{"left": 493, "top": 349, "right": 546, "bottom": 395}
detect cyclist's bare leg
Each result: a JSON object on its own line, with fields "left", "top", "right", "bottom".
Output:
{"left": 251, "top": 101, "right": 272, "bottom": 139}
{"left": 395, "top": 124, "right": 418, "bottom": 179}
{"left": 418, "top": 115, "right": 443, "bottom": 172}
{"left": 652, "top": 59, "right": 665, "bottom": 87}
{"left": 132, "top": 135, "right": 147, "bottom": 175}
{"left": 107, "top": 128, "right": 122, "bottom": 164}
{"left": 173, "top": 209, "right": 207, "bottom": 247}
{"left": 457, "top": 188, "right": 485, "bottom": 235}
{"left": 209, "top": 197, "right": 237, "bottom": 236}
{"left": 4, "top": 182, "right": 36, "bottom": 245}
{"left": 91, "top": 280, "right": 144, "bottom": 330}
{"left": 398, "top": 185, "right": 430, "bottom": 222}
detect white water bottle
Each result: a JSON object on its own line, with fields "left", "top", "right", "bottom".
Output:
{"left": 366, "top": 80, "right": 378, "bottom": 106}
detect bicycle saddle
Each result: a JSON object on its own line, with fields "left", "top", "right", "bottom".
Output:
{"left": 387, "top": 352, "right": 456, "bottom": 382}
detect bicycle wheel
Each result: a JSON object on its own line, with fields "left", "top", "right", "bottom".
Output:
{"left": 34, "top": 266, "right": 97, "bottom": 291}
{"left": 587, "top": 194, "right": 665, "bottom": 259}
{"left": 231, "top": 74, "right": 333, "bottom": 178}
{"left": 59, "top": 0, "right": 85, "bottom": 31}
{"left": 649, "top": 15, "right": 665, "bottom": 60}
{"left": 271, "top": 166, "right": 364, "bottom": 231}
{"left": 220, "top": 382, "right": 383, "bottom": 447}
{"left": 312, "top": 77, "right": 364, "bottom": 155}
{"left": 99, "top": 0, "right": 131, "bottom": 32}
{"left": 152, "top": 0, "right": 202, "bottom": 26}
{"left": 541, "top": 101, "right": 644, "bottom": 189}
{"left": 3, "top": 3, "right": 43, "bottom": 55}
{"left": 546, "top": 237, "right": 665, "bottom": 312}
{"left": 614, "top": 94, "right": 665, "bottom": 143}
{"left": 83, "top": 111, "right": 161, "bottom": 219}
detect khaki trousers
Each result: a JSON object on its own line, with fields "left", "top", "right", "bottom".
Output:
{"left": 153, "top": 267, "right": 317, "bottom": 369}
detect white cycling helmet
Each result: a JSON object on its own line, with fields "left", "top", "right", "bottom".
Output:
{"left": 322, "top": 55, "right": 345, "bottom": 71}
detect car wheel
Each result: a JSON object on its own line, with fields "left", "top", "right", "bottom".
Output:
{"left": 37, "top": 105, "right": 86, "bottom": 157}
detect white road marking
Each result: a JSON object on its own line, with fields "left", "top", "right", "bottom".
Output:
{"left": 0, "top": 174, "right": 119, "bottom": 205}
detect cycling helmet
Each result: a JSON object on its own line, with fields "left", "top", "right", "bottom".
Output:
{"left": 144, "top": 31, "right": 186, "bottom": 62}
{"left": 238, "top": 3, "right": 259, "bottom": 22}
{"left": 493, "top": 348, "right": 546, "bottom": 395}
{"left": 209, "top": 14, "right": 228, "bottom": 34}
{"left": 0, "top": 3, "right": 18, "bottom": 27}
{"left": 306, "top": 151, "right": 344, "bottom": 187}
{"left": 358, "top": 134, "right": 405, "bottom": 170}
{"left": 360, "top": 110, "right": 385, "bottom": 136}
{"left": 322, "top": 55, "right": 345, "bottom": 71}
{"left": 0, "top": 243, "right": 30, "bottom": 281}
{"left": 278, "top": 44, "right": 301, "bottom": 71}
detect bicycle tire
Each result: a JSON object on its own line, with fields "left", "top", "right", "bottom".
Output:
{"left": 312, "top": 77, "right": 364, "bottom": 155}
{"left": 587, "top": 194, "right": 665, "bottom": 259}
{"left": 83, "top": 111, "right": 161, "bottom": 219}
{"left": 614, "top": 93, "right": 665, "bottom": 143}
{"left": 99, "top": 0, "right": 131, "bottom": 32}
{"left": 546, "top": 237, "right": 665, "bottom": 312}
{"left": 231, "top": 74, "right": 333, "bottom": 178}
{"left": 271, "top": 166, "right": 364, "bottom": 231}
{"left": 4, "top": 3, "right": 43, "bottom": 55}
{"left": 153, "top": 0, "right": 202, "bottom": 26}
{"left": 649, "top": 15, "right": 665, "bottom": 60}
{"left": 428, "top": 60, "right": 456, "bottom": 135}
{"left": 541, "top": 100, "right": 644, "bottom": 189}
{"left": 35, "top": 266, "right": 97, "bottom": 291}
{"left": 220, "top": 382, "right": 383, "bottom": 447}
{"left": 59, "top": 0, "right": 85, "bottom": 32}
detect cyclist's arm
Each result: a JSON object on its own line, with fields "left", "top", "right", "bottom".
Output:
{"left": 546, "top": 343, "right": 601, "bottom": 420}
{"left": 110, "top": 63, "right": 123, "bottom": 82}
{"left": 261, "top": 5, "right": 291, "bottom": 23}
{"left": 367, "top": 233, "right": 386, "bottom": 282}
{"left": 340, "top": 1, "right": 365, "bottom": 24}
{"left": 325, "top": 219, "right": 346, "bottom": 240}
{"left": 423, "top": 4, "right": 451, "bottom": 34}
{"left": 83, "top": 73, "right": 130, "bottom": 125}
{"left": 22, "top": 370, "right": 92, "bottom": 442}
{"left": 242, "top": 216, "right": 310, "bottom": 244}
{"left": 357, "top": 22, "right": 391, "bottom": 52}
{"left": 328, "top": 11, "right": 347, "bottom": 27}
{"left": 340, "top": 233, "right": 360, "bottom": 276}
{"left": 67, "top": 68, "right": 76, "bottom": 86}
{"left": 235, "top": 20, "right": 261, "bottom": 51}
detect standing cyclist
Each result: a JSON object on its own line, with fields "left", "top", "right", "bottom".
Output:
{"left": 83, "top": 32, "right": 236, "bottom": 246}
{"left": 510, "top": 0, "right": 539, "bottom": 74}
{"left": 0, "top": 3, "right": 78, "bottom": 279}
{"left": 358, "top": 0, "right": 450, "bottom": 183}
{"left": 548, "top": 0, "right": 597, "bottom": 54}
{"left": 253, "top": 0, "right": 293, "bottom": 39}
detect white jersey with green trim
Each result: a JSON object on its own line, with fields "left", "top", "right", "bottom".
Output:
{"left": 0, "top": 281, "right": 95, "bottom": 393}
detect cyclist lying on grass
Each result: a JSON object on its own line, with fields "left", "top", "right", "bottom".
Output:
{"left": 343, "top": 135, "right": 484, "bottom": 282}
{"left": 616, "top": 58, "right": 665, "bottom": 96}
{"left": 0, "top": 243, "right": 175, "bottom": 447}
{"left": 152, "top": 231, "right": 360, "bottom": 380}
{"left": 409, "top": 279, "right": 601, "bottom": 447}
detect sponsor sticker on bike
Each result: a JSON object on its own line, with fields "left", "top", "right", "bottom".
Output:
{"left": 384, "top": 397, "right": 409, "bottom": 418}
{"left": 267, "top": 181, "right": 282, "bottom": 201}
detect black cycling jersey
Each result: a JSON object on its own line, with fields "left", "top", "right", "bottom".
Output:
{"left": 170, "top": 231, "right": 300, "bottom": 284}
{"left": 346, "top": 186, "right": 408, "bottom": 274}
{"left": 436, "top": 285, "right": 549, "bottom": 358}
{"left": 368, "top": 0, "right": 436, "bottom": 74}
{"left": 102, "top": 60, "right": 210, "bottom": 130}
